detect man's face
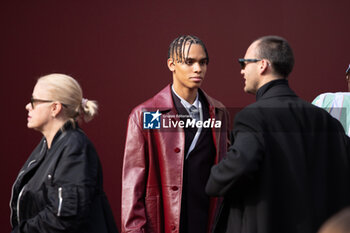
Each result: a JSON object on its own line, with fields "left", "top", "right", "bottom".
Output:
{"left": 241, "top": 41, "right": 261, "bottom": 94}
{"left": 169, "top": 43, "right": 208, "bottom": 92}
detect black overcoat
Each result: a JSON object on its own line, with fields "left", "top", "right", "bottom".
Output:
{"left": 206, "top": 79, "right": 350, "bottom": 233}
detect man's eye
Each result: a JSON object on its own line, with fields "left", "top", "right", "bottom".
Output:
{"left": 200, "top": 60, "right": 207, "bottom": 65}
{"left": 185, "top": 60, "right": 194, "bottom": 65}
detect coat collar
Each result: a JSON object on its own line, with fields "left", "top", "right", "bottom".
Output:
{"left": 152, "top": 84, "right": 223, "bottom": 114}
{"left": 256, "top": 79, "right": 297, "bottom": 101}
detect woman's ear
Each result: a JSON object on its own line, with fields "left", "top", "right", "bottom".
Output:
{"left": 51, "top": 102, "right": 63, "bottom": 118}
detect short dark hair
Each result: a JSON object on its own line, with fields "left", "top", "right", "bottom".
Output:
{"left": 255, "top": 35, "right": 294, "bottom": 78}
{"left": 168, "top": 35, "right": 209, "bottom": 64}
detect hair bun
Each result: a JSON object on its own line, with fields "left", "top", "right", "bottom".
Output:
{"left": 80, "top": 98, "right": 98, "bottom": 122}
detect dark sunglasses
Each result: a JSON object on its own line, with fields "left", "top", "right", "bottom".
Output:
{"left": 238, "top": 58, "right": 261, "bottom": 69}
{"left": 30, "top": 96, "right": 68, "bottom": 109}
{"left": 30, "top": 97, "right": 53, "bottom": 109}
{"left": 346, "top": 64, "right": 350, "bottom": 76}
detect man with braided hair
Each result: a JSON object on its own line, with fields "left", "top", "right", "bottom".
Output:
{"left": 122, "top": 35, "right": 230, "bottom": 233}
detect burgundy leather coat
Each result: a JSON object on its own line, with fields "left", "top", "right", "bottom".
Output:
{"left": 122, "top": 85, "right": 230, "bottom": 233}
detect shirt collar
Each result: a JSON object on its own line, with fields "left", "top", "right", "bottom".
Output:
{"left": 171, "top": 85, "right": 200, "bottom": 110}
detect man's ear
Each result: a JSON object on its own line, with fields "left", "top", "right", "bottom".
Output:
{"left": 167, "top": 58, "right": 175, "bottom": 72}
{"left": 259, "top": 59, "right": 269, "bottom": 75}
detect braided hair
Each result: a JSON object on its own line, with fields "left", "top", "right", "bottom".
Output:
{"left": 168, "top": 35, "right": 209, "bottom": 64}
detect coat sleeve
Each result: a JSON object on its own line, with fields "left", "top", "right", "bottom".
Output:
{"left": 206, "top": 109, "right": 265, "bottom": 197}
{"left": 224, "top": 108, "right": 232, "bottom": 149}
{"left": 17, "top": 134, "right": 101, "bottom": 232}
{"left": 121, "top": 111, "right": 148, "bottom": 233}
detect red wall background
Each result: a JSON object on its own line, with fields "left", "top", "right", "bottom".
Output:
{"left": 1, "top": 0, "right": 349, "bottom": 231}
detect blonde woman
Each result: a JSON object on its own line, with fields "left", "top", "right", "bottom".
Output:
{"left": 10, "top": 74, "right": 118, "bottom": 233}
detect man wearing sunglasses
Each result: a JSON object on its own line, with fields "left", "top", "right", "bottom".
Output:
{"left": 206, "top": 35, "right": 350, "bottom": 233}
{"left": 312, "top": 65, "right": 350, "bottom": 136}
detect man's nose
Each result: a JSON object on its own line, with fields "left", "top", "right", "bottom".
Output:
{"left": 193, "top": 63, "right": 202, "bottom": 73}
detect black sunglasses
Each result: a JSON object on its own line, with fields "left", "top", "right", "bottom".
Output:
{"left": 238, "top": 58, "right": 261, "bottom": 69}
{"left": 30, "top": 97, "right": 53, "bottom": 109}
{"left": 346, "top": 64, "right": 350, "bottom": 76}
{"left": 30, "top": 96, "right": 68, "bottom": 109}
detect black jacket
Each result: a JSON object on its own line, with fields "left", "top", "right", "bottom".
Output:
{"left": 10, "top": 122, "right": 118, "bottom": 233}
{"left": 206, "top": 79, "right": 350, "bottom": 233}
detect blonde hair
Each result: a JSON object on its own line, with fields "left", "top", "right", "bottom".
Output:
{"left": 37, "top": 73, "right": 98, "bottom": 123}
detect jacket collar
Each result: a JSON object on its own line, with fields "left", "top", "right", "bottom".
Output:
{"left": 256, "top": 79, "right": 297, "bottom": 101}
{"left": 153, "top": 84, "right": 221, "bottom": 113}
{"left": 47, "top": 120, "right": 76, "bottom": 150}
